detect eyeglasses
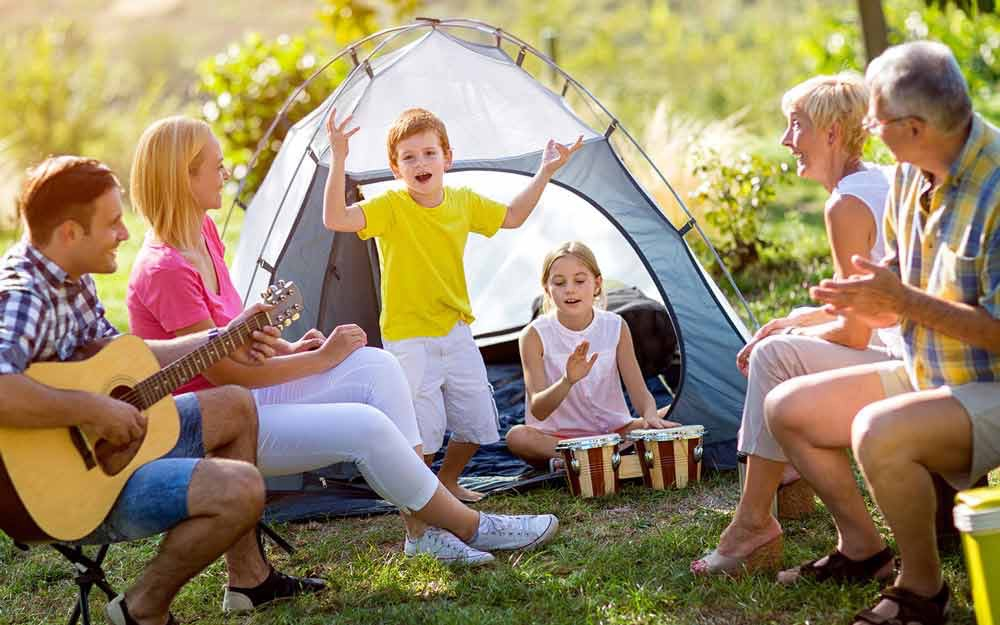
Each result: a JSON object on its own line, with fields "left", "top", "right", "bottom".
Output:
{"left": 862, "top": 114, "right": 920, "bottom": 136}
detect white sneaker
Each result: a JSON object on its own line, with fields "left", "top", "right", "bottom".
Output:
{"left": 467, "top": 513, "right": 559, "bottom": 552}
{"left": 404, "top": 527, "right": 495, "bottom": 566}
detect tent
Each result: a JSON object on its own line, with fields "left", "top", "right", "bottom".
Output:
{"left": 227, "top": 19, "right": 753, "bottom": 518}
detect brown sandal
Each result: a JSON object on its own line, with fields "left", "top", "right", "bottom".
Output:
{"left": 852, "top": 583, "right": 950, "bottom": 625}
{"left": 778, "top": 546, "right": 894, "bottom": 585}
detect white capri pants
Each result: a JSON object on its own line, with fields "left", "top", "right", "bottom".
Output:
{"left": 252, "top": 346, "right": 437, "bottom": 513}
{"left": 738, "top": 333, "right": 895, "bottom": 462}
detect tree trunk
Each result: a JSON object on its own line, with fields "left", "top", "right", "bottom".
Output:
{"left": 857, "top": 0, "right": 890, "bottom": 64}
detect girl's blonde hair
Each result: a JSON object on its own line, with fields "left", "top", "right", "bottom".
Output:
{"left": 130, "top": 116, "right": 214, "bottom": 251}
{"left": 540, "top": 241, "right": 605, "bottom": 313}
{"left": 780, "top": 72, "right": 869, "bottom": 159}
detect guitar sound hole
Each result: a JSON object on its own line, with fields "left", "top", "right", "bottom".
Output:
{"left": 94, "top": 385, "right": 149, "bottom": 476}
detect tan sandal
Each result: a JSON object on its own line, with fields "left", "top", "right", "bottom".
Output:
{"left": 690, "top": 533, "right": 783, "bottom": 577}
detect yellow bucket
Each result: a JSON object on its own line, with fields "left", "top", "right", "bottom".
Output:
{"left": 955, "top": 486, "right": 1000, "bottom": 625}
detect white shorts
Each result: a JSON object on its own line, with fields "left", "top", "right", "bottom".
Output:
{"left": 384, "top": 322, "right": 500, "bottom": 454}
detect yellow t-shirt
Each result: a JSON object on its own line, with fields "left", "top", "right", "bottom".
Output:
{"left": 358, "top": 186, "right": 507, "bottom": 341}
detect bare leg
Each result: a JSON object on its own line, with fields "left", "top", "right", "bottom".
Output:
{"left": 409, "top": 484, "right": 481, "bottom": 541}
{"left": 506, "top": 425, "right": 561, "bottom": 465}
{"left": 766, "top": 364, "right": 892, "bottom": 577}
{"left": 716, "top": 454, "right": 785, "bottom": 556}
{"left": 195, "top": 386, "right": 270, "bottom": 587}
{"left": 401, "top": 443, "right": 431, "bottom": 538}
{"left": 437, "top": 440, "right": 483, "bottom": 502}
{"left": 123, "top": 459, "right": 264, "bottom": 625}
{"left": 849, "top": 389, "right": 972, "bottom": 623}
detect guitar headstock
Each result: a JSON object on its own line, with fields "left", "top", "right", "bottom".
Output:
{"left": 261, "top": 280, "right": 304, "bottom": 329}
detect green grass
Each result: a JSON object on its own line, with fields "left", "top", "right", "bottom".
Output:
{"left": 0, "top": 474, "right": 977, "bottom": 624}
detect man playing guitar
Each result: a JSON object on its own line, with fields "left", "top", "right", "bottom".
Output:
{"left": 0, "top": 156, "right": 323, "bottom": 625}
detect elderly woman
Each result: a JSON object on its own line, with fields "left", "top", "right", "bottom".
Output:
{"left": 691, "top": 73, "right": 902, "bottom": 576}
{"left": 124, "top": 117, "right": 560, "bottom": 590}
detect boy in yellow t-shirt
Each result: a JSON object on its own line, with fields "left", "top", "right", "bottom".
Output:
{"left": 323, "top": 106, "right": 582, "bottom": 502}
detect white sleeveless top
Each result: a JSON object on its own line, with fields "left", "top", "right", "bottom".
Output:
{"left": 830, "top": 164, "right": 903, "bottom": 357}
{"left": 525, "top": 309, "right": 634, "bottom": 436}
{"left": 831, "top": 165, "right": 890, "bottom": 262}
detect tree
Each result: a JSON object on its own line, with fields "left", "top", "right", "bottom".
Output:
{"left": 857, "top": 0, "right": 889, "bottom": 63}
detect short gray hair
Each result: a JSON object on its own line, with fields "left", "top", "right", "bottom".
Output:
{"left": 865, "top": 41, "right": 972, "bottom": 135}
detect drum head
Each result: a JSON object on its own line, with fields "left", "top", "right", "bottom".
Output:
{"left": 627, "top": 425, "right": 706, "bottom": 441}
{"left": 555, "top": 433, "right": 622, "bottom": 450}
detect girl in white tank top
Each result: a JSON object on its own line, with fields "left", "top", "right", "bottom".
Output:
{"left": 505, "top": 242, "right": 679, "bottom": 467}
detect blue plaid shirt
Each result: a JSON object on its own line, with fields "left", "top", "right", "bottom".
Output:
{"left": 0, "top": 240, "right": 118, "bottom": 375}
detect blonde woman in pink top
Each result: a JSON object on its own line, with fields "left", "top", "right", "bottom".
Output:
{"left": 506, "top": 241, "right": 678, "bottom": 467}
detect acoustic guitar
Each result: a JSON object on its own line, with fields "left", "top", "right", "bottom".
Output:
{"left": 0, "top": 281, "right": 303, "bottom": 543}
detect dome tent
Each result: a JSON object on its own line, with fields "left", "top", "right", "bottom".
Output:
{"left": 228, "top": 19, "right": 753, "bottom": 503}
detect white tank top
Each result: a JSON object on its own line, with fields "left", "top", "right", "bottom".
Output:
{"left": 831, "top": 164, "right": 903, "bottom": 357}
{"left": 830, "top": 164, "right": 890, "bottom": 262}
{"left": 525, "top": 309, "right": 634, "bottom": 436}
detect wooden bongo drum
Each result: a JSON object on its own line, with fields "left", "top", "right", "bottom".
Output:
{"left": 626, "top": 425, "right": 705, "bottom": 490}
{"left": 554, "top": 433, "right": 622, "bottom": 498}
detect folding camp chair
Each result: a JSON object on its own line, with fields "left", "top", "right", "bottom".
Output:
{"left": 7, "top": 522, "right": 294, "bottom": 625}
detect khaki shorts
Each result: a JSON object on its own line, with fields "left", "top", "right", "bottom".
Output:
{"left": 877, "top": 361, "right": 1000, "bottom": 489}
{"left": 384, "top": 322, "right": 500, "bottom": 454}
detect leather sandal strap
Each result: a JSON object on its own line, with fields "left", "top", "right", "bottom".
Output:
{"left": 851, "top": 583, "right": 950, "bottom": 625}
{"left": 798, "top": 547, "right": 893, "bottom": 583}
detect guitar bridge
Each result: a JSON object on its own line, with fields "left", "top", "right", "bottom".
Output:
{"left": 70, "top": 427, "right": 98, "bottom": 470}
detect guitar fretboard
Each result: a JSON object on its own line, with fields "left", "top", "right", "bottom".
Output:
{"left": 127, "top": 314, "right": 269, "bottom": 410}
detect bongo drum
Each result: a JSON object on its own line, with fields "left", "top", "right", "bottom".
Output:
{"left": 554, "top": 433, "right": 622, "bottom": 498}
{"left": 626, "top": 425, "right": 705, "bottom": 490}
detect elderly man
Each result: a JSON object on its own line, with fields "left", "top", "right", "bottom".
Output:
{"left": 765, "top": 41, "right": 1000, "bottom": 625}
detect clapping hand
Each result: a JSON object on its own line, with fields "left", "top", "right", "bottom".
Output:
{"left": 540, "top": 135, "right": 584, "bottom": 178}
{"left": 564, "top": 340, "right": 598, "bottom": 384}
{"left": 810, "top": 255, "right": 903, "bottom": 328}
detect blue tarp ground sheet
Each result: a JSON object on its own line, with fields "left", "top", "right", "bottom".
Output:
{"left": 263, "top": 363, "right": 675, "bottom": 522}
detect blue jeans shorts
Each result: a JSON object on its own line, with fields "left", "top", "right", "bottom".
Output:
{"left": 74, "top": 393, "right": 205, "bottom": 545}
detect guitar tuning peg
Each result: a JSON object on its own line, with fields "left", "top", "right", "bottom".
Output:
{"left": 275, "top": 314, "right": 284, "bottom": 324}
{"left": 292, "top": 313, "right": 300, "bottom": 321}
{"left": 294, "top": 304, "right": 303, "bottom": 312}
{"left": 260, "top": 290, "right": 269, "bottom": 300}
{"left": 288, "top": 286, "right": 296, "bottom": 295}
{"left": 279, "top": 294, "right": 287, "bottom": 302}
{"left": 283, "top": 319, "right": 292, "bottom": 327}
{"left": 277, "top": 279, "right": 286, "bottom": 288}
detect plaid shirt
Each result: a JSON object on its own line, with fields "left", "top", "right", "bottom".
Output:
{"left": 885, "top": 113, "right": 1000, "bottom": 389}
{"left": 0, "top": 240, "right": 118, "bottom": 375}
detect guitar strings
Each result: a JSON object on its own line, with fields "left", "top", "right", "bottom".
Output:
{"left": 114, "top": 316, "right": 265, "bottom": 409}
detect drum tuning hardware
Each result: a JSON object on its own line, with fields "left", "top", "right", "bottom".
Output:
{"left": 694, "top": 445, "right": 704, "bottom": 463}
{"left": 611, "top": 451, "right": 621, "bottom": 472}
{"left": 643, "top": 450, "right": 654, "bottom": 468}
{"left": 569, "top": 457, "right": 581, "bottom": 475}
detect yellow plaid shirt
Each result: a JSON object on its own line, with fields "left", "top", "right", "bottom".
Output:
{"left": 885, "top": 113, "right": 1000, "bottom": 389}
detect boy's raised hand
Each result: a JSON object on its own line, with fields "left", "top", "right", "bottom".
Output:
{"left": 325, "top": 107, "right": 360, "bottom": 160}
{"left": 540, "top": 135, "right": 584, "bottom": 178}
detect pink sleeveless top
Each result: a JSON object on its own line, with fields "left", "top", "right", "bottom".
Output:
{"left": 525, "top": 309, "right": 633, "bottom": 437}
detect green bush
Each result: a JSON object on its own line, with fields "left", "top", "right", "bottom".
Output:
{"left": 689, "top": 149, "right": 792, "bottom": 274}
{"left": 195, "top": 0, "right": 421, "bottom": 201}
{"left": 195, "top": 30, "right": 344, "bottom": 199}
{"left": 0, "top": 21, "right": 175, "bottom": 189}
